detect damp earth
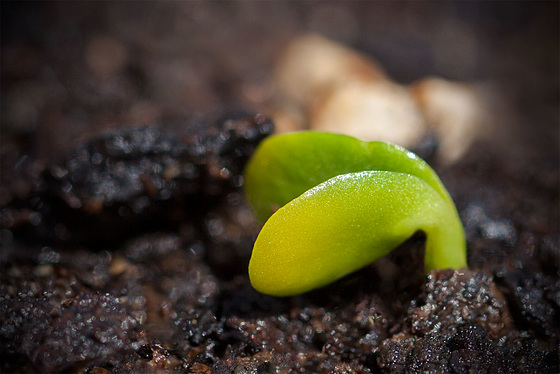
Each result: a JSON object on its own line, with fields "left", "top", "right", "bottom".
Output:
{"left": 1, "top": 2, "right": 558, "bottom": 373}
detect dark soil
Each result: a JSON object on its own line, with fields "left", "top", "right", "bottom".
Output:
{"left": 1, "top": 2, "right": 558, "bottom": 373}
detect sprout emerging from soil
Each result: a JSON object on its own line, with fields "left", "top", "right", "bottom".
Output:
{"left": 244, "top": 132, "right": 466, "bottom": 296}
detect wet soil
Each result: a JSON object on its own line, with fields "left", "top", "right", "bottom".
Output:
{"left": 1, "top": 2, "right": 558, "bottom": 373}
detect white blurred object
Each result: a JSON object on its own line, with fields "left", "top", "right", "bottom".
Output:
{"left": 272, "top": 33, "right": 489, "bottom": 164}
{"left": 310, "top": 80, "right": 426, "bottom": 148}
{"left": 410, "top": 78, "right": 490, "bottom": 164}
{"left": 275, "top": 34, "right": 386, "bottom": 108}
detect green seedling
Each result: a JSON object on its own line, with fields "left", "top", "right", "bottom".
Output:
{"left": 244, "top": 132, "right": 466, "bottom": 297}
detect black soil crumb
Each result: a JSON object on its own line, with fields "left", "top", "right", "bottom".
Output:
{"left": 1, "top": 2, "right": 558, "bottom": 373}
{"left": 1, "top": 279, "right": 145, "bottom": 373}
{"left": 2, "top": 113, "right": 272, "bottom": 248}
{"left": 378, "top": 270, "right": 557, "bottom": 373}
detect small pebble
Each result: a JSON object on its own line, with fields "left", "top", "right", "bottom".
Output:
{"left": 410, "top": 77, "right": 490, "bottom": 164}
{"left": 310, "top": 80, "right": 426, "bottom": 147}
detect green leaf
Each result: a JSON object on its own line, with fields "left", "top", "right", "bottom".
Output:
{"left": 244, "top": 131, "right": 467, "bottom": 297}
{"left": 244, "top": 132, "right": 453, "bottom": 222}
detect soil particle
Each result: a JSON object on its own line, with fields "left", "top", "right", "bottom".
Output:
{"left": 377, "top": 270, "right": 559, "bottom": 373}
{"left": 1, "top": 113, "right": 273, "bottom": 247}
{"left": 495, "top": 266, "right": 560, "bottom": 338}
{"left": 221, "top": 288, "right": 393, "bottom": 372}
{"left": 407, "top": 269, "right": 511, "bottom": 336}
{"left": 0, "top": 110, "right": 270, "bottom": 372}
{"left": 379, "top": 324, "right": 558, "bottom": 374}
{"left": 1, "top": 287, "right": 145, "bottom": 373}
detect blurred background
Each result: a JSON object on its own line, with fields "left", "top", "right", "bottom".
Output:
{"left": 1, "top": 1, "right": 558, "bottom": 164}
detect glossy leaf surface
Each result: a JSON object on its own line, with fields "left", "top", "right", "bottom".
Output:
{"left": 244, "top": 132, "right": 453, "bottom": 222}
{"left": 244, "top": 132, "right": 466, "bottom": 296}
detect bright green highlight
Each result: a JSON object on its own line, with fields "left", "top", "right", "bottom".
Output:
{"left": 244, "top": 132, "right": 453, "bottom": 222}
{"left": 244, "top": 132, "right": 467, "bottom": 297}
